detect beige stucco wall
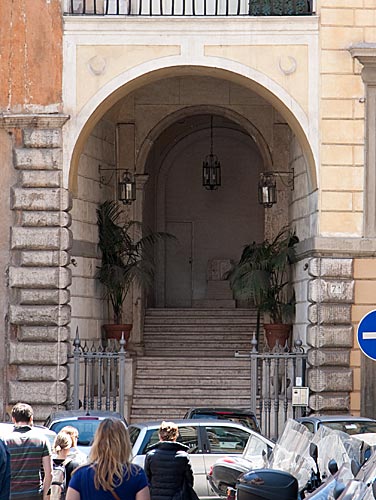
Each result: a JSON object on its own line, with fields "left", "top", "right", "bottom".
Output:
{"left": 352, "top": 259, "right": 376, "bottom": 415}
{"left": 70, "top": 119, "right": 116, "bottom": 341}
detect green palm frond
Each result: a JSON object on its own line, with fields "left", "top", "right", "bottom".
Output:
{"left": 228, "top": 227, "right": 298, "bottom": 323}
{"left": 96, "top": 200, "right": 174, "bottom": 323}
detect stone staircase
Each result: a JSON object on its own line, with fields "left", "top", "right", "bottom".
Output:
{"left": 130, "top": 308, "right": 258, "bottom": 423}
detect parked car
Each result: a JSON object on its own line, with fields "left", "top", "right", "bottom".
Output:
{"left": 295, "top": 415, "right": 376, "bottom": 436}
{"left": 44, "top": 410, "right": 127, "bottom": 455}
{"left": 184, "top": 408, "right": 261, "bottom": 433}
{"left": 0, "top": 422, "right": 57, "bottom": 448}
{"left": 128, "top": 418, "right": 260, "bottom": 499}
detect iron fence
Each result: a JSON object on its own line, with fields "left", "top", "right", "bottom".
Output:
{"left": 64, "top": 0, "right": 314, "bottom": 16}
{"left": 70, "top": 328, "right": 126, "bottom": 417}
{"left": 236, "top": 334, "right": 308, "bottom": 440}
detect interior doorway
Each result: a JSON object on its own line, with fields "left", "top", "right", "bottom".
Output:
{"left": 148, "top": 113, "right": 265, "bottom": 308}
{"left": 165, "top": 221, "right": 193, "bottom": 307}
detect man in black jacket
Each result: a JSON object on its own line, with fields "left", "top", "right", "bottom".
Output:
{"left": 145, "top": 421, "right": 195, "bottom": 500}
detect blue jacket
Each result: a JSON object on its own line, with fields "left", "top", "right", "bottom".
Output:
{"left": 0, "top": 438, "right": 10, "bottom": 500}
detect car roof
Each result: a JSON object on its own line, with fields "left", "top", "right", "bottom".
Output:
{"left": 297, "top": 415, "right": 376, "bottom": 423}
{"left": 46, "top": 410, "right": 124, "bottom": 422}
{"left": 186, "top": 407, "right": 256, "bottom": 416}
{"left": 128, "top": 418, "right": 254, "bottom": 430}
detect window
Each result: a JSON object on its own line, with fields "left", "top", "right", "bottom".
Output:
{"left": 129, "top": 426, "right": 141, "bottom": 447}
{"left": 140, "top": 426, "right": 199, "bottom": 454}
{"left": 206, "top": 426, "right": 250, "bottom": 454}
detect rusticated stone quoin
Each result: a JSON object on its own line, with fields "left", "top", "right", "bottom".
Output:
{"left": 11, "top": 227, "right": 72, "bottom": 250}
{"left": 23, "top": 129, "right": 62, "bottom": 148}
{"left": 14, "top": 148, "right": 62, "bottom": 170}
{"left": 11, "top": 187, "right": 71, "bottom": 211}
{"left": 308, "top": 348, "right": 350, "bottom": 367}
{"left": 308, "top": 279, "right": 354, "bottom": 303}
{"left": 9, "top": 342, "right": 68, "bottom": 365}
{"left": 309, "top": 392, "right": 350, "bottom": 412}
{"left": 308, "top": 303, "right": 351, "bottom": 324}
{"left": 307, "top": 325, "right": 353, "bottom": 348}
{"left": 9, "top": 305, "right": 71, "bottom": 326}
{"left": 306, "top": 257, "right": 354, "bottom": 413}
{"left": 9, "top": 266, "right": 71, "bottom": 289}
{"left": 17, "top": 211, "right": 71, "bottom": 228}
{"left": 20, "top": 170, "right": 61, "bottom": 188}
{"left": 308, "top": 367, "right": 353, "bottom": 392}
{"left": 17, "top": 365, "right": 68, "bottom": 382}
{"left": 18, "top": 326, "right": 70, "bottom": 342}
{"left": 20, "top": 251, "right": 71, "bottom": 267}
{"left": 8, "top": 381, "right": 67, "bottom": 405}
{"left": 19, "top": 289, "right": 70, "bottom": 305}
{"left": 6, "top": 115, "right": 72, "bottom": 419}
{"left": 309, "top": 258, "right": 353, "bottom": 278}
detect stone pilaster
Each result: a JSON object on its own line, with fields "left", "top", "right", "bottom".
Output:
{"left": 307, "top": 258, "right": 354, "bottom": 413}
{"left": 1, "top": 114, "right": 71, "bottom": 420}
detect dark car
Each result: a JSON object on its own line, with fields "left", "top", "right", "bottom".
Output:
{"left": 295, "top": 415, "right": 376, "bottom": 435}
{"left": 44, "top": 410, "right": 127, "bottom": 455}
{"left": 184, "top": 408, "right": 261, "bottom": 433}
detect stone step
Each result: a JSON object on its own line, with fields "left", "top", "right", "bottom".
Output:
{"left": 135, "top": 372, "right": 249, "bottom": 384}
{"left": 192, "top": 299, "right": 236, "bottom": 308}
{"left": 130, "top": 309, "right": 257, "bottom": 422}
{"left": 145, "top": 308, "right": 258, "bottom": 317}
{"left": 135, "top": 357, "right": 250, "bottom": 367}
{"left": 144, "top": 318, "right": 258, "bottom": 326}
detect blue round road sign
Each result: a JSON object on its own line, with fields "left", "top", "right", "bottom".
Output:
{"left": 357, "top": 309, "right": 376, "bottom": 361}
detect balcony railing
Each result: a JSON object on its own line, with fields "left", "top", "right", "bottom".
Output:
{"left": 65, "top": 0, "right": 314, "bottom": 16}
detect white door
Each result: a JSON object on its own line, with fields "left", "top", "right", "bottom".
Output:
{"left": 165, "top": 221, "right": 193, "bottom": 307}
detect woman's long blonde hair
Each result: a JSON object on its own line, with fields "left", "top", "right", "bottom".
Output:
{"left": 89, "top": 417, "right": 132, "bottom": 491}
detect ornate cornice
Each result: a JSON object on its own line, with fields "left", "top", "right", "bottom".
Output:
{"left": 0, "top": 113, "right": 70, "bottom": 129}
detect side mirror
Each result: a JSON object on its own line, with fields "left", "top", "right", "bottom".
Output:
{"left": 328, "top": 459, "right": 338, "bottom": 475}
{"left": 351, "top": 459, "right": 361, "bottom": 477}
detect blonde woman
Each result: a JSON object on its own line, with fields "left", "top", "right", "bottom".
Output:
{"left": 66, "top": 418, "right": 150, "bottom": 500}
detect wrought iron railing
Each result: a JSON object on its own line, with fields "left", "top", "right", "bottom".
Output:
{"left": 236, "top": 334, "right": 308, "bottom": 440}
{"left": 70, "top": 328, "right": 126, "bottom": 416}
{"left": 65, "top": 0, "right": 314, "bottom": 16}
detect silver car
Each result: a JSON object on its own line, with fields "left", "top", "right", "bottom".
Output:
{"left": 128, "top": 419, "right": 267, "bottom": 499}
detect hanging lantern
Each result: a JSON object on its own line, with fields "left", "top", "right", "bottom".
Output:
{"left": 258, "top": 172, "right": 277, "bottom": 208}
{"left": 202, "top": 116, "right": 221, "bottom": 191}
{"left": 118, "top": 170, "right": 136, "bottom": 205}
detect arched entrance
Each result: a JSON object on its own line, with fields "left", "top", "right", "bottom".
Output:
{"left": 142, "top": 112, "right": 265, "bottom": 307}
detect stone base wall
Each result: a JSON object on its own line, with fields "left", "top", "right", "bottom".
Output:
{"left": 2, "top": 114, "right": 72, "bottom": 422}
{"left": 307, "top": 258, "right": 354, "bottom": 413}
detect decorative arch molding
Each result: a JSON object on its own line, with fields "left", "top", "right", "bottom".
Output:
{"left": 65, "top": 57, "right": 318, "bottom": 196}
{"left": 135, "top": 105, "right": 273, "bottom": 175}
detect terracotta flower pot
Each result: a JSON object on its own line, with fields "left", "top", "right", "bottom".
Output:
{"left": 264, "top": 323, "right": 291, "bottom": 349}
{"left": 102, "top": 324, "right": 132, "bottom": 343}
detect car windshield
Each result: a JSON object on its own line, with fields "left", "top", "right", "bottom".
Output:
{"left": 50, "top": 419, "right": 102, "bottom": 446}
{"left": 321, "top": 421, "right": 376, "bottom": 435}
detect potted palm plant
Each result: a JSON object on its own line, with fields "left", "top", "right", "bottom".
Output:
{"left": 96, "top": 200, "right": 169, "bottom": 342}
{"left": 228, "top": 227, "right": 299, "bottom": 349}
